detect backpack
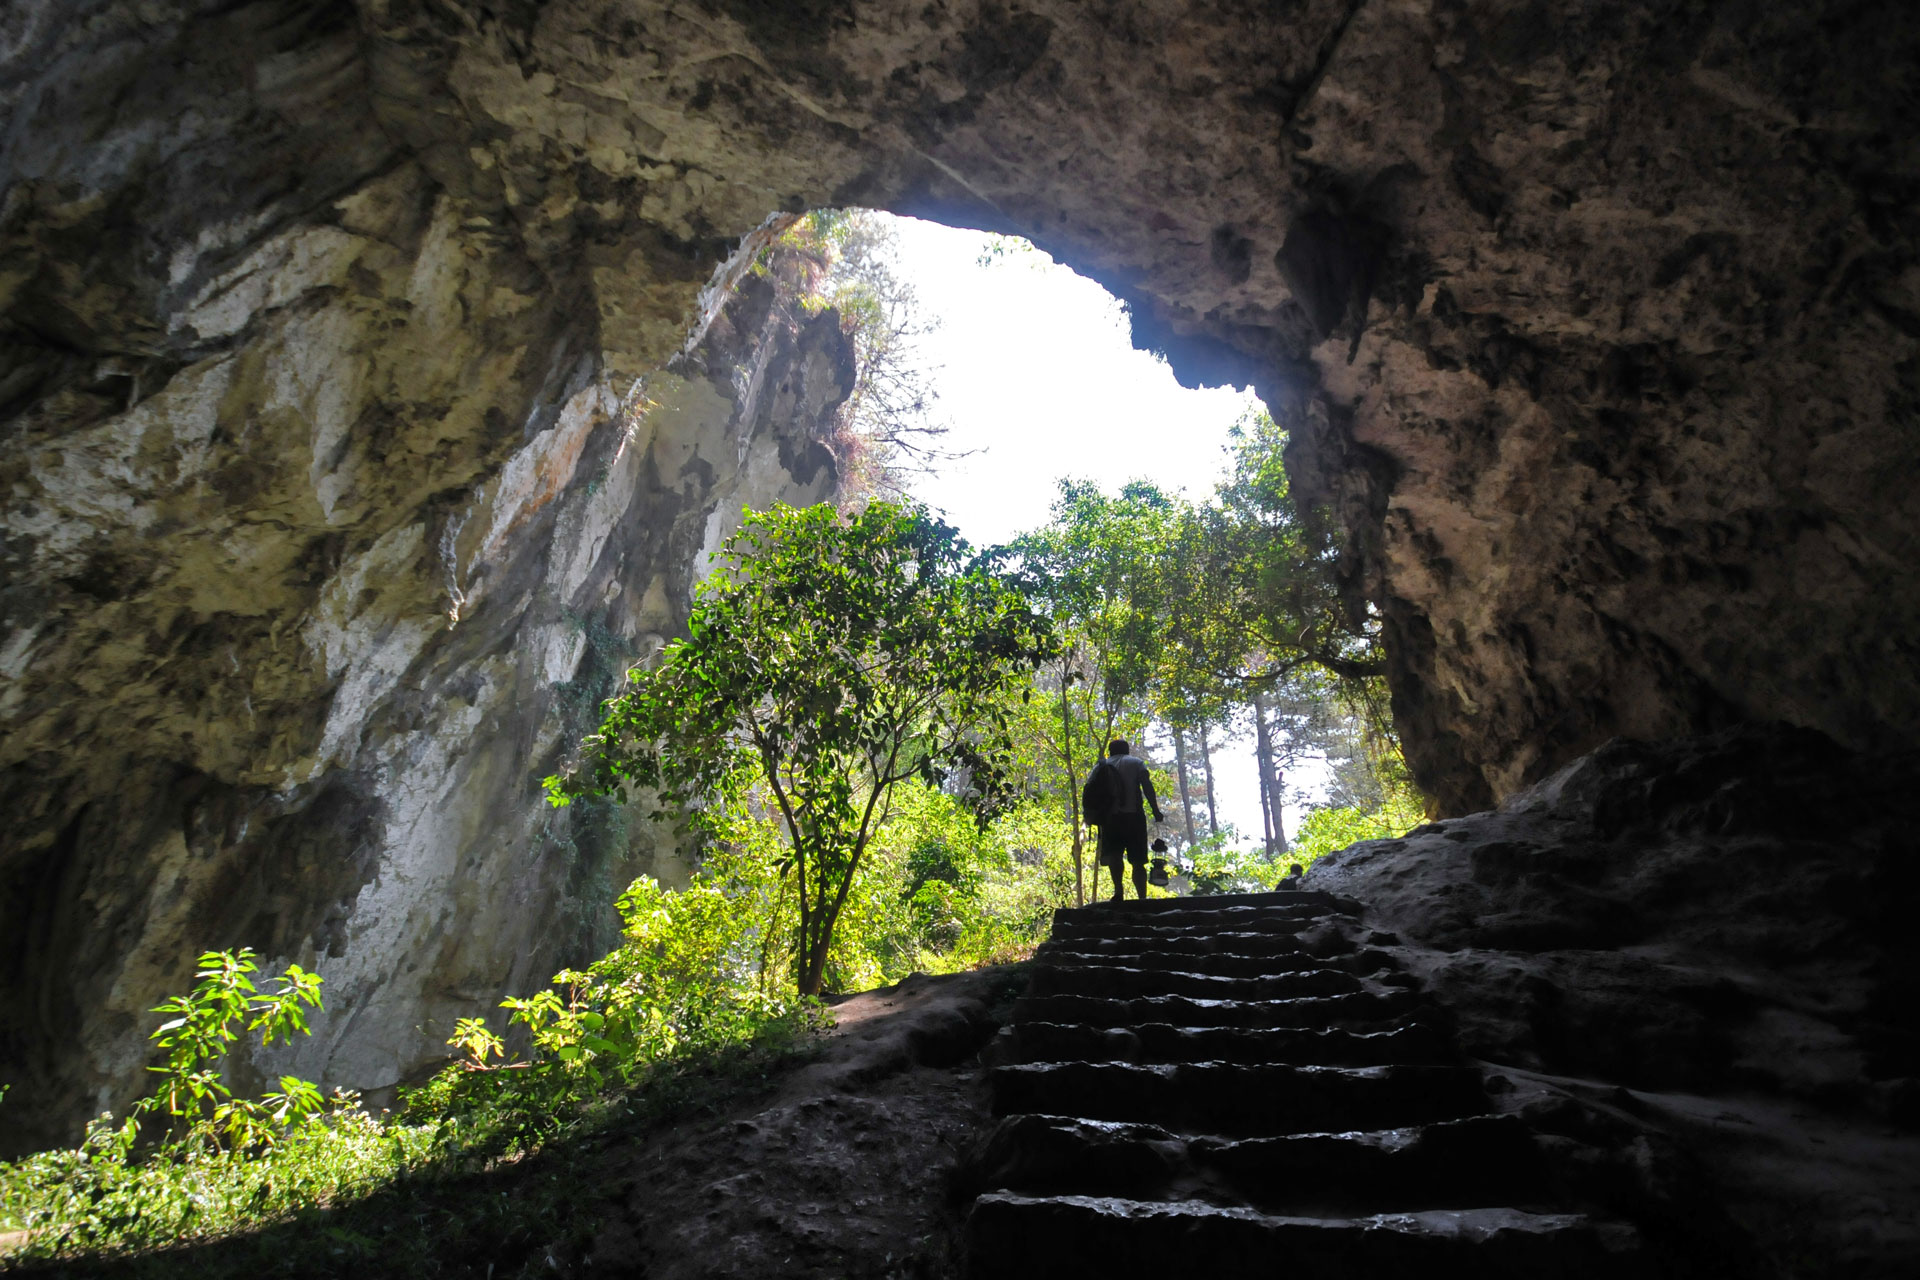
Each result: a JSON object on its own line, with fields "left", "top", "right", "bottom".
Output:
{"left": 1081, "top": 758, "right": 1122, "bottom": 826}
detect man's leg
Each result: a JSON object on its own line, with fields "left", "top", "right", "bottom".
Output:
{"left": 1108, "top": 859, "right": 1124, "bottom": 901}
{"left": 1124, "top": 813, "right": 1149, "bottom": 899}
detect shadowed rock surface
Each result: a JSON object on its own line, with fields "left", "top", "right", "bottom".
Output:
{"left": 3, "top": 0, "right": 1918, "bottom": 1150}
{"left": 1309, "top": 724, "right": 1920, "bottom": 1276}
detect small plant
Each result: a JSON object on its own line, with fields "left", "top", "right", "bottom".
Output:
{"left": 447, "top": 1017, "right": 508, "bottom": 1070}
{"left": 134, "top": 948, "right": 331, "bottom": 1152}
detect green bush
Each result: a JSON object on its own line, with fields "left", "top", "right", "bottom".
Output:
{"left": 1184, "top": 831, "right": 1276, "bottom": 895}
{"left": 0, "top": 861, "right": 824, "bottom": 1269}
{"left": 1289, "top": 790, "right": 1426, "bottom": 867}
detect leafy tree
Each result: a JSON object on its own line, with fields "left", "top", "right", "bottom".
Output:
{"left": 547, "top": 502, "right": 1054, "bottom": 995}
{"left": 1012, "top": 480, "right": 1174, "bottom": 901}
{"left": 1288, "top": 789, "right": 1426, "bottom": 867}
{"left": 1147, "top": 410, "right": 1411, "bottom": 837}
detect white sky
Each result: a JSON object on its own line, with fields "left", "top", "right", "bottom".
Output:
{"left": 881, "top": 215, "right": 1325, "bottom": 847}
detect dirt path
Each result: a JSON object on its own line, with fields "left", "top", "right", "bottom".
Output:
{"left": 582, "top": 969, "right": 1021, "bottom": 1278}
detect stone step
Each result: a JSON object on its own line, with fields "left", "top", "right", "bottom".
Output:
{"left": 1052, "top": 899, "right": 1355, "bottom": 934}
{"left": 986, "top": 1019, "right": 1454, "bottom": 1067}
{"left": 1025, "top": 961, "right": 1366, "bottom": 1003}
{"left": 1045, "top": 928, "right": 1362, "bottom": 960}
{"left": 966, "top": 1195, "right": 1648, "bottom": 1280}
{"left": 990, "top": 1061, "right": 1489, "bottom": 1135}
{"left": 1056, "top": 890, "right": 1361, "bottom": 918}
{"left": 963, "top": 1113, "right": 1546, "bottom": 1214}
{"left": 1050, "top": 913, "right": 1336, "bottom": 944}
{"left": 1010, "top": 989, "right": 1421, "bottom": 1031}
{"left": 1034, "top": 945, "right": 1400, "bottom": 980}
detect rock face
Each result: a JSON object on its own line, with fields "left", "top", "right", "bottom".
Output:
{"left": 2, "top": 0, "right": 1916, "bottom": 1142}
{"left": 1310, "top": 725, "right": 1920, "bottom": 1274}
{"left": 0, "top": 73, "right": 851, "bottom": 1146}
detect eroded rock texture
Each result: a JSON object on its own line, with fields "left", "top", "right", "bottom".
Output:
{"left": 0, "top": 0, "right": 850, "bottom": 1141}
{"left": 1311, "top": 725, "right": 1920, "bottom": 1274}
{"left": 2, "top": 0, "right": 1916, "bottom": 1142}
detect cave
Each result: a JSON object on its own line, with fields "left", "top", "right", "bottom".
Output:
{"left": 2, "top": 0, "right": 1917, "bottom": 1271}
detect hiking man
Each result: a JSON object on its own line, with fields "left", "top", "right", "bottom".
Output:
{"left": 1082, "top": 738, "right": 1165, "bottom": 902}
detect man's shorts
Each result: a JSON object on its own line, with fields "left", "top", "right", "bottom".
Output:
{"left": 1097, "top": 812, "right": 1150, "bottom": 866}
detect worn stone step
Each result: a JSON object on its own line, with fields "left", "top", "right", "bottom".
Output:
{"left": 966, "top": 1195, "right": 1648, "bottom": 1280}
{"left": 1010, "top": 989, "right": 1421, "bottom": 1032}
{"left": 1193, "top": 1115, "right": 1548, "bottom": 1213}
{"left": 1026, "top": 961, "right": 1366, "bottom": 1003}
{"left": 1052, "top": 900, "right": 1356, "bottom": 937}
{"left": 963, "top": 1113, "right": 1546, "bottom": 1213}
{"left": 990, "top": 1061, "right": 1488, "bottom": 1135}
{"left": 1057, "top": 890, "right": 1361, "bottom": 918}
{"left": 1050, "top": 913, "right": 1336, "bottom": 945}
{"left": 1044, "top": 928, "right": 1363, "bottom": 961}
{"left": 987, "top": 1019, "right": 1453, "bottom": 1067}
{"left": 1034, "top": 945, "right": 1400, "bottom": 981}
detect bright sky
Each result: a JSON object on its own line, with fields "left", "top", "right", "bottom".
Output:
{"left": 881, "top": 215, "right": 1324, "bottom": 848}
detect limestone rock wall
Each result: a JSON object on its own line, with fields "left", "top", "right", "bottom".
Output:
{"left": 0, "top": 0, "right": 849, "bottom": 1143}
{"left": 4, "top": 0, "right": 1917, "bottom": 1143}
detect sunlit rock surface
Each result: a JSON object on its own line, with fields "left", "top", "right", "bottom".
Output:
{"left": 0, "top": 23, "right": 850, "bottom": 1142}
{"left": 1310, "top": 725, "right": 1920, "bottom": 1273}
{"left": 3, "top": 0, "right": 1916, "bottom": 1143}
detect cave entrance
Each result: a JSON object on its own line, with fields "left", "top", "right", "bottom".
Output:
{"left": 774, "top": 208, "right": 1361, "bottom": 862}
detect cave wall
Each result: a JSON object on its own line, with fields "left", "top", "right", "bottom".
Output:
{"left": 0, "top": 0, "right": 852, "bottom": 1148}
{"left": 3, "top": 0, "right": 1917, "bottom": 1142}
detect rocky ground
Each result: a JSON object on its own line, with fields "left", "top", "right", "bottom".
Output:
{"left": 576, "top": 967, "right": 1019, "bottom": 1280}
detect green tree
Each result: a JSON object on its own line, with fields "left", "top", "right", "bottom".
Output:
{"left": 547, "top": 502, "right": 1054, "bottom": 995}
{"left": 1151, "top": 410, "right": 1409, "bottom": 835}
{"left": 137, "top": 949, "right": 329, "bottom": 1153}
{"left": 1012, "top": 480, "right": 1172, "bottom": 902}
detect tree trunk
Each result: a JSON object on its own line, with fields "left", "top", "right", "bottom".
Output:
{"left": 1273, "top": 761, "right": 1288, "bottom": 854}
{"left": 1199, "top": 726, "right": 1219, "bottom": 836}
{"left": 1059, "top": 663, "right": 1084, "bottom": 907}
{"left": 1173, "top": 728, "right": 1197, "bottom": 846}
{"left": 1252, "top": 692, "right": 1276, "bottom": 858}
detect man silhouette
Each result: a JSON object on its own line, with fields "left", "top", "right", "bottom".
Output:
{"left": 1085, "top": 738, "right": 1165, "bottom": 901}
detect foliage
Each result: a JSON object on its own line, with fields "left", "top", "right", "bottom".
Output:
{"left": 764, "top": 209, "right": 959, "bottom": 501}
{"left": 0, "top": 952, "right": 413, "bottom": 1264}
{"left": 1183, "top": 830, "right": 1280, "bottom": 896}
{"left": 1288, "top": 787, "right": 1427, "bottom": 868}
{"left": 1010, "top": 480, "right": 1177, "bottom": 901}
{"left": 974, "top": 232, "right": 1040, "bottom": 269}
{"left": 1, "top": 867, "right": 824, "bottom": 1273}
{"left": 854, "top": 790, "right": 1078, "bottom": 975}
{"left": 548, "top": 501, "right": 1055, "bottom": 994}
{"left": 1142, "top": 407, "right": 1386, "bottom": 744}
{"left": 131, "top": 949, "right": 332, "bottom": 1154}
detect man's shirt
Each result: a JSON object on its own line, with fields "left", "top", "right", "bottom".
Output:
{"left": 1102, "top": 753, "right": 1160, "bottom": 818}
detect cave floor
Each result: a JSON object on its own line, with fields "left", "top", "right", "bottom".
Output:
{"left": 578, "top": 967, "right": 1014, "bottom": 1278}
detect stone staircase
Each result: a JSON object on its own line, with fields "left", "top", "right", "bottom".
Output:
{"left": 957, "top": 891, "right": 1655, "bottom": 1278}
